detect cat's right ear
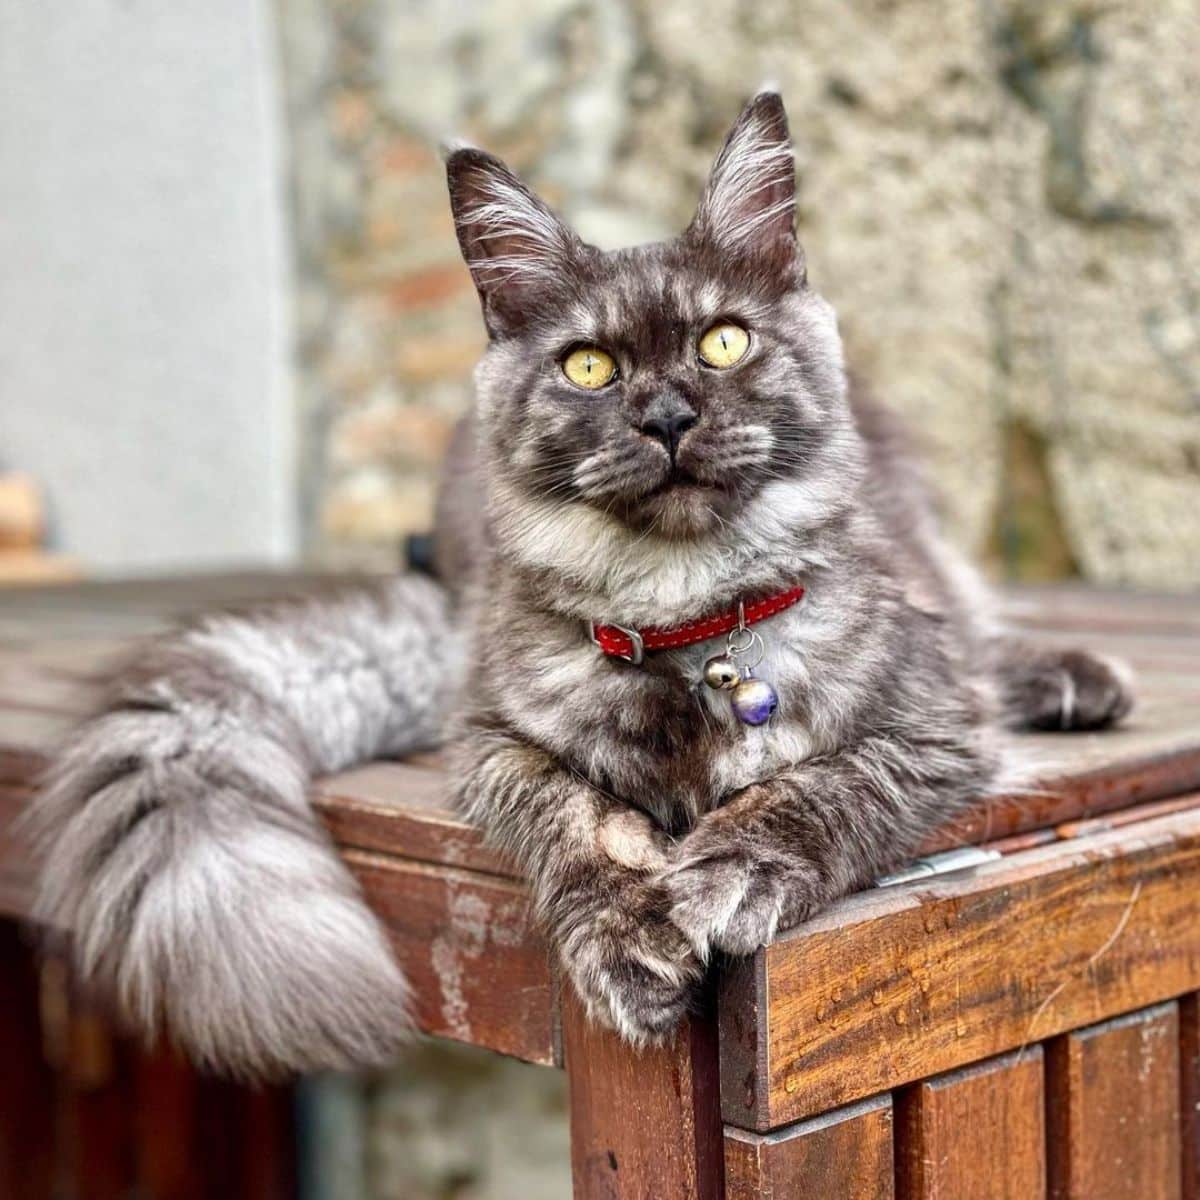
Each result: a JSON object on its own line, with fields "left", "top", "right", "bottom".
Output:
{"left": 688, "top": 91, "right": 801, "bottom": 284}
{"left": 445, "top": 147, "right": 583, "bottom": 337}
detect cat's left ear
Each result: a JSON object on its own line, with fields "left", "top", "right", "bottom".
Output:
{"left": 689, "top": 91, "right": 802, "bottom": 282}
{"left": 445, "top": 146, "right": 585, "bottom": 337}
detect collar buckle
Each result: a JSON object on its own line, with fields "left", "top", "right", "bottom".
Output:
{"left": 588, "top": 621, "right": 645, "bottom": 665}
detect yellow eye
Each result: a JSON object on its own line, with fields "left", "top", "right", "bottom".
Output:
{"left": 562, "top": 346, "right": 617, "bottom": 390}
{"left": 698, "top": 322, "right": 750, "bottom": 369}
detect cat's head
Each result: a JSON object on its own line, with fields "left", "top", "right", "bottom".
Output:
{"left": 446, "top": 92, "right": 852, "bottom": 545}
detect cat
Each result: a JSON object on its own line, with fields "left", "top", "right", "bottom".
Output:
{"left": 29, "top": 91, "right": 1132, "bottom": 1077}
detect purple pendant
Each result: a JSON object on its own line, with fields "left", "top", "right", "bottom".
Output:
{"left": 730, "top": 677, "right": 779, "bottom": 726}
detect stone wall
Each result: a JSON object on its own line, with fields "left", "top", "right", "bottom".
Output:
{"left": 275, "top": 0, "right": 1199, "bottom": 588}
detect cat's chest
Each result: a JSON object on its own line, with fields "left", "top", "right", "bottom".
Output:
{"left": 501, "top": 608, "right": 818, "bottom": 829}
{"left": 672, "top": 622, "right": 818, "bottom": 795}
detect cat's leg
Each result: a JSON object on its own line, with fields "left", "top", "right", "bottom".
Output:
{"left": 662, "top": 725, "right": 997, "bottom": 960}
{"left": 985, "top": 635, "right": 1134, "bottom": 731}
{"left": 451, "top": 728, "right": 702, "bottom": 1043}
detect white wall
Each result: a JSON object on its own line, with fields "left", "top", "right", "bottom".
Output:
{"left": 0, "top": 0, "right": 295, "bottom": 572}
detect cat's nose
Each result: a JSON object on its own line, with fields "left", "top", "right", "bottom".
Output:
{"left": 639, "top": 406, "right": 697, "bottom": 458}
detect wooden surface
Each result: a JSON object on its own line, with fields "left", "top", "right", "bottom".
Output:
{"left": 895, "top": 1049, "right": 1045, "bottom": 1200}
{"left": 562, "top": 988, "right": 723, "bottom": 1200}
{"left": 1182, "top": 994, "right": 1200, "bottom": 1200}
{"left": 724, "top": 1096, "right": 894, "bottom": 1200}
{"left": 2, "top": 573, "right": 1200, "bottom": 1175}
{"left": 0, "top": 922, "right": 55, "bottom": 1199}
{"left": 1045, "top": 1003, "right": 1182, "bottom": 1200}
{"left": 0, "top": 924, "right": 294, "bottom": 1200}
{"left": 347, "top": 849, "right": 557, "bottom": 1064}
{"left": 1, "top": 577, "right": 1199, "bottom": 887}
{"left": 722, "top": 806, "right": 1200, "bottom": 1130}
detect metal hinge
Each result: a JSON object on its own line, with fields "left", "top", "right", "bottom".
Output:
{"left": 875, "top": 845, "right": 1002, "bottom": 888}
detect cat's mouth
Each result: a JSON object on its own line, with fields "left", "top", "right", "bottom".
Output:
{"left": 618, "top": 466, "right": 742, "bottom": 537}
{"left": 645, "top": 468, "right": 721, "bottom": 498}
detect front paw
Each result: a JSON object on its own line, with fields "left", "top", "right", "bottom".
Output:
{"left": 560, "top": 883, "right": 702, "bottom": 1046}
{"left": 663, "top": 822, "right": 822, "bottom": 960}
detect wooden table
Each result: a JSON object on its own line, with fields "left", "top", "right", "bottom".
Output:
{"left": 2, "top": 575, "right": 1199, "bottom": 1199}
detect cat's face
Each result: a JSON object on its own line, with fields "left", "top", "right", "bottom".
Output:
{"left": 447, "top": 93, "right": 847, "bottom": 541}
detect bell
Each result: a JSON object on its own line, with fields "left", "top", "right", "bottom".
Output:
{"left": 703, "top": 654, "right": 741, "bottom": 691}
{"left": 731, "top": 677, "right": 779, "bottom": 726}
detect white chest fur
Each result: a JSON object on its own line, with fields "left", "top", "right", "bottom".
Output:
{"left": 678, "top": 602, "right": 827, "bottom": 796}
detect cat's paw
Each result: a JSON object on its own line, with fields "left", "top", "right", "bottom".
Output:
{"left": 663, "top": 821, "right": 822, "bottom": 960}
{"left": 560, "top": 883, "right": 702, "bottom": 1045}
{"left": 1020, "top": 649, "right": 1134, "bottom": 732}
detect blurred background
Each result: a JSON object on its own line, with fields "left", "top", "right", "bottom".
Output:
{"left": 1, "top": 1, "right": 1197, "bottom": 1197}
{"left": 3, "top": 0, "right": 1198, "bottom": 589}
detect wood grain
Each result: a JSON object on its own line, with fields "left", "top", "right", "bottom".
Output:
{"left": 725, "top": 1095, "right": 894, "bottom": 1200}
{"left": 563, "top": 987, "right": 723, "bottom": 1200}
{"left": 346, "top": 849, "right": 557, "bottom": 1065}
{"left": 314, "top": 761, "right": 511, "bottom": 878}
{"left": 1046, "top": 1002, "right": 1182, "bottom": 1200}
{"left": 722, "top": 809, "right": 1200, "bottom": 1130}
{"left": 895, "top": 1048, "right": 1045, "bottom": 1200}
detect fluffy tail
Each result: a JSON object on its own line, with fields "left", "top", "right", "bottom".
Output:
{"left": 27, "top": 574, "right": 460, "bottom": 1078}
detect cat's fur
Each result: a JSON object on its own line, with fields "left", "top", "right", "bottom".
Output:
{"left": 30, "top": 93, "right": 1132, "bottom": 1076}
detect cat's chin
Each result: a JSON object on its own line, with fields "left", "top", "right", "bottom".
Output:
{"left": 619, "top": 481, "right": 735, "bottom": 540}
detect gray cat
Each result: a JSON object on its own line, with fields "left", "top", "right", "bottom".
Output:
{"left": 29, "top": 92, "right": 1132, "bottom": 1077}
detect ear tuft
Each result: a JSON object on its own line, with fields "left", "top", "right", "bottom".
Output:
{"left": 445, "top": 149, "right": 581, "bottom": 332}
{"left": 439, "top": 136, "right": 476, "bottom": 160}
{"left": 690, "top": 92, "right": 798, "bottom": 273}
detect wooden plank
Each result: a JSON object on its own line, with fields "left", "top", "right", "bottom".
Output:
{"left": 0, "top": 656, "right": 104, "bottom": 715}
{"left": 133, "top": 1048, "right": 205, "bottom": 1200}
{"left": 1, "top": 580, "right": 1200, "bottom": 897}
{"left": 0, "top": 921, "right": 56, "bottom": 1200}
{"left": 187, "top": 1072, "right": 295, "bottom": 1200}
{"left": 61, "top": 1007, "right": 136, "bottom": 1200}
{"left": 1001, "top": 585, "right": 1200, "bottom": 638}
{"left": 346, "top": 849, "right": 557, "bottom": 1065}
{"left": 1054, "top": 793, "right": 1200, "bottom": 839}
{"left": 895, "top": 1048, "right": 1044, "bottom": 1200}
{"left": 725, "top": 1095, "right": 894, "bottom": 1200}
{"left": 314, "top": 761, "right": 511, "bottom": 877}
{"left": 5, "top": 695, "right": 1200, "bottom": 897}
{"left": 0, "top": 825, "right": 556, "bottom": 1066}
{"left": 1, "top": 797, "right": 552, "bottom": 1065}
{"left": 226, "top": 1082, "right": 296, "bottom": 1200}
{"left": 1046, "top": 1002, "right": 1182, "bottom": 1200}
{"left": 722, "top": 809, "right": 1200, "bottom": 1130}
{"left": 0, "top": 920, "right": 295, "bottom": 1199}
{"left": 563, "top": 987, "right": 723, "bottom": 1200}
{"left": 1183, "top": 994, "right": 1200, "bottom": 1200}
{"left": 926, "top": 762, "right": 1200, "bottom": 853}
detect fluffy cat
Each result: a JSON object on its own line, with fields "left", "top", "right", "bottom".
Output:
{"left": 29, "top": 92, "right": 1132, "bottom": 1076}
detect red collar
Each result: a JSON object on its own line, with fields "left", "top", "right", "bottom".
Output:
{"left": 589, "top": 585, "right": 806, "bottom": 665}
